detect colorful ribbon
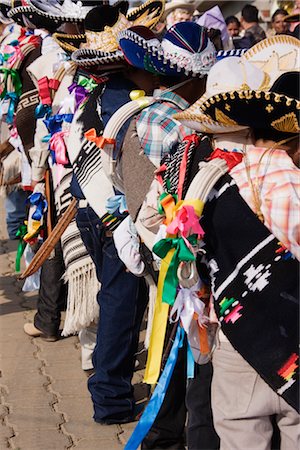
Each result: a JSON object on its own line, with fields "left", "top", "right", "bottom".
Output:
{"left": 208, "top": 148, "right": 243, "bottom": 170}
{"left": 49, "top": 131, "right": 70, "bottom": 165}
{"left": 68, "top": 82, "right": 89, "bottom": 111}
{"left": 15, "top": 224, "right": 28, "bottom": 272}
{"left": 35, "top": 103, "right": 52, "bottom": 119}
{"left": 166, "top": 202, "right": 204, "bottom": 239}
{"left": 84, "top": 128, "right": 115, "bottom": 149}
{"left": 26, "top": 192, "right": 48, "bottom": 221}
{"left": 178, "top": 135, "right": 200, "bottom": 200}
{"left": 152, "top": 234, "right": 198, "bottom": 306}
{"left": 106, "top": 195, "right": 127, "bottom": 215}
{"left": 0, "top": 67, "right": 22, "bottom": 99}
{"left": 4, "top": 91, "right": 18, "bottom": 124}
{"left": 158, "top": 192, "right": 178, "bottom": 225}
{"left": 77, "top": 75, "right": 98, "bottom": 92}
{"left": 170, "top": 282, "right": 207, "bottom": 334}
{"left": 125, "top": 326, "right": 184, "bottom": 450}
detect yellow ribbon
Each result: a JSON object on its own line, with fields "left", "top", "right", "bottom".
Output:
{"left": 144, "top": 249, "right": 174, "bottom": 385}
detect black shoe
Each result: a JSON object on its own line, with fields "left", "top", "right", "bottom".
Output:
{"left": 95, "top": 402, "right": 145, "bottom": 425}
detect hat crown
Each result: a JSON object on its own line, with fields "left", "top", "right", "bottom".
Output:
{"left": 205, "top": 56, "right": 267, "bottom": 99}
{"left": 160, "top": 22, "right": 216, "bottom": 74}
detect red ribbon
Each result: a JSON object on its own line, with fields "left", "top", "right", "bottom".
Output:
{"left": 208, "top": 148, "right": 243, "bottom": 171}
{"left": 178, "top": 134, "right": 200, "bottom": 200}
{"left": 37, "top": 77, "right": 60, "bottom": 106}
{"left": 84, "top": 128, "right": 115, "bottom": 149}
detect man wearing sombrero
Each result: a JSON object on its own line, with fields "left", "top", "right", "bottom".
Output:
{"left": 61, "top": 0, "right": 167, "bottom": 425}
{"left": 174, "top": 37, "right": 300, "bottom": 449}
{"left": 5, "top": 0, "right": 104, "bottom": 344}
{"left": 115, "top": 21, "right": 222, "bottom": 449}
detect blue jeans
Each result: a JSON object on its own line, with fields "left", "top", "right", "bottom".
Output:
{"left": 76, "top": 205, "right": 148, "bottom": 421}
{"left": 5, "top": 189, "right": 29, "bottom": 239}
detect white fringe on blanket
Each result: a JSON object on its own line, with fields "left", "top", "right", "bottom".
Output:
{"left": 62, "top": 261, "right": 100, "bottom": 336}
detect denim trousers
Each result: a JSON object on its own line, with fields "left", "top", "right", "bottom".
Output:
{"left": 76, "top": 205, "right": 148, "bottom": 421}
{"left": 5, "top": 189, "right": 29, "bottom": 239}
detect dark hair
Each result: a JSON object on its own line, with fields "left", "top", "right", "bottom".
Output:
{"left": 241, "top": 4, "right": 259, "bottom": 23}
{"left": 225, "top": 15, "right": 240, "bottom": 27}
{"left": 272, "top": 8, "right": 288, "bottom": 22}
{"left": 252, "top": 128, "right": 298, "bottom": 143}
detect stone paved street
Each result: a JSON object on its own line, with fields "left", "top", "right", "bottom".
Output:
{"left": 0, "top": 199, "right": 146, "bottom": 449}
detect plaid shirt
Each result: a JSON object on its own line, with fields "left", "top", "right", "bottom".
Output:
{"left": 136, "top": 90, "right": 191, "bottom": 167}
{"left": 230, "top": 146, "right": 300, "bottom": 260}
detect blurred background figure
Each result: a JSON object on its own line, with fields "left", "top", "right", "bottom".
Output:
{"left": 271, "top": 8, "right": 289, "bottom": 35}
{"left": 240, "top": 3, "right": 266, "bottom": 45}
{"left": 197, "top": 5, "right": 230, "bottom": 49}
{"left": 162, "top": 0, "right": 196, "bottom": 29}
{"left": 225, "top": 15, "right": 240, "bottom": 37}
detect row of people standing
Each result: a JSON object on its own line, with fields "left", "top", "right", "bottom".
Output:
{"left": 0, "top": 0, "right": 299, "bottom": 449}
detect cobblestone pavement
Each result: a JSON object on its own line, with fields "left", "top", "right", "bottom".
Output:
{"left": 0, "top": 199, "right": 147, "bottom": 449}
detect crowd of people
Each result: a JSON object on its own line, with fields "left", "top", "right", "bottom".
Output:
{"left": 0, "top": 0, "right": 299, "bottom": 449}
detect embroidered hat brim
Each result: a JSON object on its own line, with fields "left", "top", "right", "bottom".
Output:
{"left": 55, "top": 0, "right": 165, "bottom": 63}
{"left": 199, "top": 87, "right": 300, "bottom": 134}
{"left": 173, "top": 109, "right": 247, "bottom": 134}
{"left": 118, "top": 22, "right": 216, "bottom": 77}
{"left": 283, "top": 13, "right": 300, "bottom": 23}
{"left": 8, "top": 4, "right": 67, "bottom": 29}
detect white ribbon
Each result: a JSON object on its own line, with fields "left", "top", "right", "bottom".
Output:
{"left": 170, "top": 281, "right": 208, "bottom": 334}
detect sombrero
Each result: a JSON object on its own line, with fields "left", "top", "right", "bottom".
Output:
{"left": 241, "top": 35, "right": 300, "bottom": 87}
{"left": 174, "top": 56, "right": 267, "bottom": 134}
{"left": 161, "top": 0, "right": 196, "bottom": 21}
{"left": 199, "top": 71, "right": 300, "bottom": 134}
{"left": 53, "top": 0, "right": 165, "bottom": 64}
{"left": 0, "top": 0, "right": 12, "bottom": 22}
{"left": 8, "top": 0, "right": 101, "bottom": 29}
{"left": 283, "top": 13, "right": 300, "bottom": 23}
{"left": 118, "top": 21, "right": 216, "bottom": 77}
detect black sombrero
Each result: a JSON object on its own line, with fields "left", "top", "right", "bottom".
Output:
{"left": 200, "top": 71, "right": 300, "bottom": 134}
{"left": 53, "top": 0, "right": 165, "bottom": 66}
{"left": 8, "top": 0, "right": 103, "bottom": 31}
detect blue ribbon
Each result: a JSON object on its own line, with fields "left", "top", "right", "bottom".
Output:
{"left": 26, "top": 192, "right": 47, "bottom": 221}
{"left": 106, "top": 195, "right": 128, "bottom": 215}
{"left": 187, "top": 341, "right": 195, "bottom": 379}
{"left": 5, "top": 92, "right": 18, "bottom": 124}
{"left": 35, "top": 103, "right": 52, "bottom": 119}
{"left": 43, "top": 113, "right": 73, "bottom": 134}
{"left": 124, "top": 326, "right": 184, "bottom": 450}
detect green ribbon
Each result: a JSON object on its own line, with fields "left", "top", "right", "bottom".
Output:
{"left": 0, "top": 67, "right": 22, "bottom": 99}
{"left": 153, "top": 234, "right": 197, "bottom": 306}
{"left": 78, "top": 75, "right": 98, "bottom": 92}
{"left": 15, "top": 224, "right": 28, "bottom": 273}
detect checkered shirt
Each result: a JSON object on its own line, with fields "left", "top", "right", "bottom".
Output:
{"left": 230, "top": 146, "right": 300, "bottom": 260}
{"left": 136, "top": 90, "right": 192, "bottom": 168}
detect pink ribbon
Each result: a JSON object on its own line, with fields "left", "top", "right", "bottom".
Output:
{"left": 8, "top": 46, "right": 24, "bottom": 67}
{"left": 166, "top": 205, "right": 204, "bottom": 239}
{"left": 49, "top": 131, "right": 69, "bottom": 165}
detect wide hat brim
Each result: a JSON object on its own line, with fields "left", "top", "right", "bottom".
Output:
{"left": 54, "top": 0, "right": 165, "bottom": 64}
{"left": 8, "top": 5, "right": 65, "bottom": 28}
{"left": 283, "top": 13, "right": 300, "bottom": 23}
{"left": 162, "top": 1, "right": 196, "bottom": 20}
{"left": 199, "top": 89, "right": 300, "bottom": 134}
{"left": 23, "top": 0, "right": 90, "bottom": 22}
{"left": 118, "top": 23, "right": 216, "bottom": 77}
{"left": 71, "top": 48, "right": 127, "bottom": 69}
{"left": 173, "top": 109, "right": 247, "bottom": 134}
